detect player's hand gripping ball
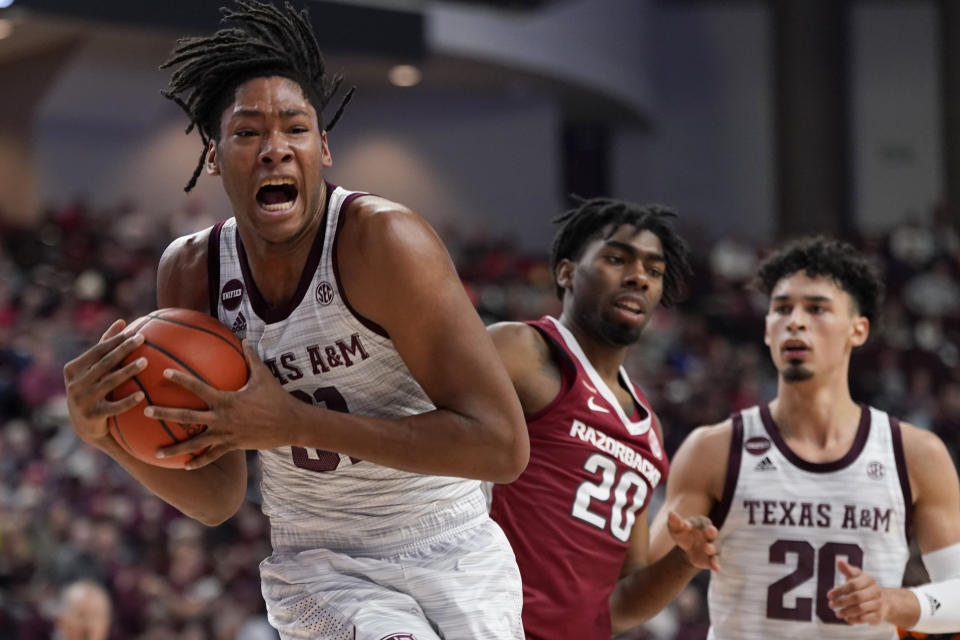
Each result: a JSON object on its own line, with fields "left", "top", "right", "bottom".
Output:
{"left": 108, "top": 308, "right": 248, "bottom": 468}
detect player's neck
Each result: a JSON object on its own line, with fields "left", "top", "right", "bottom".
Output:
{"left": 558, "top": 315, "right": 628, "bottom": 383}
{"left": 770, "top": 379, "right": 860, "bottom": 449}
{"left": 238, "top": 206, "right": 326, "bottom": 307}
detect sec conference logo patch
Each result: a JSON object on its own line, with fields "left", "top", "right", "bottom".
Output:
{"left": 316, "top": 281, "right": 335, "bottom": 305}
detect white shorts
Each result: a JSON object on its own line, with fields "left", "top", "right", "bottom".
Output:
{"left": 259, "top": 518, "right": 524, "bottom": 640}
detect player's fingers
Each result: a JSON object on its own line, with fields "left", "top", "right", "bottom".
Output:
{"left": 99, "top": 318, "right": 127, "bottom": 342}
{"left": 837, "top": 559, "right": 861, "bottom": 579}
{"left": 94, "top": 391, "right": 146, "bottom": 419}
{"left": 160, "top": 369, "right": 219, "bottom": 402}
{"left": 183, "top": 443, "right": 230, "bottom": 471}
{"left": 145, "top": 405, "right": 215, "bottom": 428}
{"left": 667, "top": 510, "right": 691, "bottom": 533}
{"left": 91, "top": 357, "right": 148, "bottom": 397}
{"left": 64, "top": 331, "right": 138, "bottom": 380}
{"left": 155, "top": 427, "right": 216, "bottom": 460}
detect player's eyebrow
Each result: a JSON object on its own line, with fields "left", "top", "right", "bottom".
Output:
{"left": 771, "top": 294, "right": 833, "bottom": 303}
{"left": 229, "top": 107, "right": 311, "bottom": 119}
{"left": 603, "top": 240, "right": 665, "bottom": 263}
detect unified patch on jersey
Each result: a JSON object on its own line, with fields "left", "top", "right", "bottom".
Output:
{"left": 221, "top": 278, "right": 245, "bottom": 311}
{"left": 744, "top": 435, "right": 771, "bottom": 455}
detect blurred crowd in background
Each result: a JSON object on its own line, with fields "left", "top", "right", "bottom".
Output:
{"left": 0, "top": 198, "right": 958, "bottom": 639}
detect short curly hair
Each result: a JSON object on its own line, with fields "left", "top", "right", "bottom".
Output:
{"left": 550, "top": 197, "right": 692, "bottom": 307}
{"left": 754, "top": 235, "right": 885, "bottom": 324}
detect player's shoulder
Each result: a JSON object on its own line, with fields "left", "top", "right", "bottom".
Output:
{"left": 488, "top": 321, "right": 545, "bottom": 353}
{"left": 683, "top": 417, "right": 736, "bottom": 454}
{"left": 487, "top": 321, "right": 554, "bottom": 381}
{"left": 160, "top": 227, "right": 211, "bottom": 265}
{"left": 897, "top": 419, "right": 954, "bottom": 470}
{"left": 157, "top": 227, "right": 214, "bottom": 310}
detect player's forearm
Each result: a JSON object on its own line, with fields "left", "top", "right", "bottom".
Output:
{"left": 93, "top": 436, "right": 246, "bottom": 525}
{"left": 609, "top": 545, "right": 703, "bottom": 632}
{"left": 286, "top": 400, "right": 528, "bottom": 482}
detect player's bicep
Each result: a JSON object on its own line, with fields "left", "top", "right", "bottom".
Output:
{"left": 905, "top": 427, "right": 960, "bottom": 554}
{"left": 343, "top": 209, "right": 518, "bottom": 416}
{"left": 649, "top": 424, "right": 729, "bottom": 560}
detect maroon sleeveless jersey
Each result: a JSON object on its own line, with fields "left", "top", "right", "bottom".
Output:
{"left": 489, "top": 316, "right": 669, "bottom": 640}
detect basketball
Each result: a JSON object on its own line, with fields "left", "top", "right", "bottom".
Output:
{"left": 108, "top": 308, "right": 248, "bottom": 469}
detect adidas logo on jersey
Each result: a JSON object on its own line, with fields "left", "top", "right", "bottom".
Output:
{"left": 232, "top": 311, "right": 247, "bottom": 339}
{"left": 755, "top": 456, "right": 777, "bottom": 471}
{"left": 926, "top": 593, "right": 942, "bottom": 613}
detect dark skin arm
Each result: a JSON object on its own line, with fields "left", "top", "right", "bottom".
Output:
{"left": 488, "top": 321, "right": 717, "bottom": 632}
{"left": 152, "top": 198, "right": 529, "bottom": 482}
{"left": 62, "top": 230, "right": 247, "bottom": 526}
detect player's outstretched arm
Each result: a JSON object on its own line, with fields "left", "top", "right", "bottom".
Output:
{"left": 828, "top": 423, "right": 960, "bottom": 632}
{"left": 609, "top": 422, "right": 727, "bottom": 632}
{"left": 153, "top": 200, "right": 529, "bottom": 482}
{"left": 62, "top": 230, "right": 247, "bottom": 527}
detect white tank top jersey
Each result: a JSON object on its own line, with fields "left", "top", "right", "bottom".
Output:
{"left": 707, "top": 404, "right": 912, "bottom": 640}
{"left": 206, "top": 185, "right": 485, "bottom": 554}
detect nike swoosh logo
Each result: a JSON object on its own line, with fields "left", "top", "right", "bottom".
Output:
{"left": 582, "top": 380, "right": 599, "bottom": 394}
{"left": 587, "top": 396, "right": 610, "bottom": 413}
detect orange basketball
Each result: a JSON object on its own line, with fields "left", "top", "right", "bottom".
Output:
{"left": 108, "top": 308, "right": 248, "bottom": 469}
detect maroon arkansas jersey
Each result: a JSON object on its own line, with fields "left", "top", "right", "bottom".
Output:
{"left": 489, "top": 316, "right": 669, "bottom": 640}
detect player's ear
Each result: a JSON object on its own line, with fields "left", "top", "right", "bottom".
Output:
{"left": 555, "top": 259, "right": 575, "bottom": 292}
{"left": 320, "top": 131, "right": 332, "bottom": 168}
{"left": 205, "top": 140, "right": 221, "bottom": 176}
{"left": 850, "top": 315, "right": 869, "bottom": 347}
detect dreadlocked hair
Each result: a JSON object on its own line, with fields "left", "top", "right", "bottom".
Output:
{"left": 550, "top": 197, "right": 692, "bottom": 307}
{"left": 754, "top": 235, "right": 885, "bottom": 325}
{"left": 160, "top": 0, "right": 355, "bottom": 191}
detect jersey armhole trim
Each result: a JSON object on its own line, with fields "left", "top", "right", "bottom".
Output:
{"left": 206, "top": 220, "right": 225, "bottom": 318}
{"left": 890, "top": 415, "right": 914, "bottom": 543}
{"left": 709, "top": 412, "right": 743, "bottom": 530}
{"left": 523, "top": 323, "right": 577, "bottom": 423}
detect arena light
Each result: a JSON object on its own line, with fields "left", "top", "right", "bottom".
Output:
{"left": 0, "top": 0, "right": 14, "bottom": 9}
{"left": 388, "top": 64, "right": 421, "bottom": 87}
{"left": 0, "top": 19, "right": 12, "bottom": 40}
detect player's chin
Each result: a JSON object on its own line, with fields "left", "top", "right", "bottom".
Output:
{"left": 781, "top": 363, "right": 814, "bottom": 382}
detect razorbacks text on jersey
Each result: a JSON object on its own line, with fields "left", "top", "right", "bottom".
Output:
{"left": 208, "top": 184, "right": 488, "bottom": 554}
{"left": 707, "top": 404, "right": 911, "bottom": 640}
{"left": 489, "top": 316, "right": 669, "bottom": 640}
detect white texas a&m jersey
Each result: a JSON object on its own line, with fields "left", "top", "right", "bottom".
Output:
{"left": 207, "top": 185, "right": 485, "bottom": 553}
{"left": 707, "top": 404, "right": 911, "bottom": 640}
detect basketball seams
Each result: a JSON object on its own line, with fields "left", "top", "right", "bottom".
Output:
{"left": 130, "top": 373, "right": 184, "bottom": 445}
{"left": 149, "top": 310, "right": 244, "bottom": 358}
{"left": 142, "top": 340, "right": 214, "bottom": 387}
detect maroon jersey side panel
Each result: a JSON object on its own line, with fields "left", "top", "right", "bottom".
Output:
{"left": 489, "top": 317, "right": 669, "bottom": 640}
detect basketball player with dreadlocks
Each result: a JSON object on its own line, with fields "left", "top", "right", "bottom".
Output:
{"left": 486, "top": 197, "right": 720, "bottom": 639}
{"left": 61, "top": 2, "right": 527, "bottom": 638}
{"left": 648, "top": 236, "right": 960, "bottom": 638}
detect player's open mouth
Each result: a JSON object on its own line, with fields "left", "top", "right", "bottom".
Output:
{"left": 782, "top": 339, "right": 809, "bottom": 355}
{"left": 613, "top": 296, "right": 646, "bottom": 318}
{"left": 256, "top": 177, "right": 299, "bottom": 214}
